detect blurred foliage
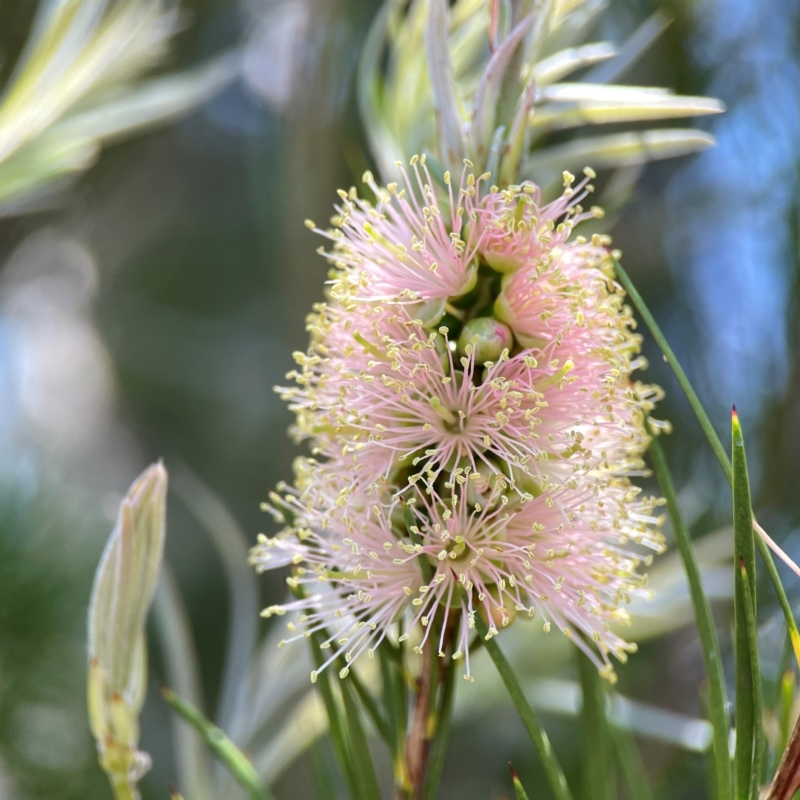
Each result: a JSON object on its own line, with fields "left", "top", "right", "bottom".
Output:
{"left": 0, "top": 0, "right": 798, "bottom": 798}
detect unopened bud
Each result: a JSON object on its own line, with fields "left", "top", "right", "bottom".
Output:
{"left": 458, "top": 317, "right": 513, "bottom": 364}
{"left": 87, "top": 462, "right": 167, "bottom": 800}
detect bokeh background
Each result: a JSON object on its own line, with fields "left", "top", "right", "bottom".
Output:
{"left": 0, "top": 0, "right": 799, "bottom": 798}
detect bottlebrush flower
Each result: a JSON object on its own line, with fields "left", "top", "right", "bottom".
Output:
{"left": 252, "top": 456, "right": 663, "bottom": 682}
{"left": 259, "top": 162, "right": 665, "bottom": 682}
{"left": 307, "top": 157, "right": 484, "bottom": 312}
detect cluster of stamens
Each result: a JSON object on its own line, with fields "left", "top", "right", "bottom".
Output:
{"left": 250, "top": 158, "right": 666, "bottom": 683}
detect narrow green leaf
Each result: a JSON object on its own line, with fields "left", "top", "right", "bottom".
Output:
{"left": 524, "top": 129, "right": 715, "bottom": 177}
{"left": 348, "top": 667, "right": 393, "bottom": 749}
{"left": 584, "top": 10, "right": 671, "bottom": 85}
{"left": 474, "top": 615, "right": 575, "bottom": 800}
{"left": 161, "top": 688, "right": 274, "bottom": 800}
{"left": 307, "top": 636, "right": 361, "bottom": 799}
{"left": 733, "top": 411, "right": 757, "bottom": 609}
{"left": 310, "top": 740, "right": 338, "bottom": 800}
{"left": 529, "top": 94, "right": 723, "bottom": 133}
{"left": 739, "top": 559, "right": 763, "bottom": 800}
{"left": 421, "top": 655, "right": 457, "bottom": 800}
{"left": 778, "top": 670, "right": 796, "bottom": 758}
{"left": 425, "top": 0, "right": 465, "bottom": 171}
{"left": 733, "top": 410, "right": 757, "bottom": 800}
{"left": 577, "top": 651, "right": 612, "bottom": 800}
{"left": 648, "top": 433, "right": 731, "bottom": 800}
{"left": 510, "top": 763, "right": 532, "bottom": 800}
{"left": 609, "top": 724, "right": 654, "bottom": 800}
{"left": 379, "top": 641, "right": 407, "bottom": 783}
{"left": 468, "top": 14, "right": 533, "bottom": 160}
{"left": 290, "top": 584, "right": 380, "bottom": 798}
{"left": 341, "top": 679, "right": 382, "bottom": 800}
{"left": 533, "top": 41, "right": 617, "bottom": 87}
{"left": 611, "top": 254, "right": 800, "bottom": 670}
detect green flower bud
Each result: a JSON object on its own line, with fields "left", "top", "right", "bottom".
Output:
{"left": 409, "top": 296, "right": 447, "bottom": 327}
{"left": 494, "top": 280, "right": 548, "bottom": 350}
{"left": 457, "top": 317, "right": 513, "bottom": 364}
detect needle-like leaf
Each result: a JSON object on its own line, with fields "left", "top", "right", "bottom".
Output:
{"left": 733, "top": 410, "right": 757, "bottom": 800}
{"left": 611, "top": 254, "right": 800, "bottom": 670}
{"left": 510, "top": 763, "right": 532, "bottom": 800}
{"left": 475, "top": 615, "right": 574, "bottom": 800}
{"left": 648, "top": 433, "right": 731, "bottom": 800}
{"left": 161, "top": 688, "right": 275, "bottom": 800}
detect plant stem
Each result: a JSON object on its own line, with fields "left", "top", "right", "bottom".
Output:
{"left": 405, "top": 642, "right": 435, "bottom": 799}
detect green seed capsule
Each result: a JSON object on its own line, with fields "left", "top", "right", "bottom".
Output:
{"left": 457, "top": 317, "right": 513, "bottom": 364}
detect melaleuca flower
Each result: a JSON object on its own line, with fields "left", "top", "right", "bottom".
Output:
{"left": 282, "top": 301, "right": 585, "bottom": 510}
{"left": 307, "top": 158, "right": 484, "bottom": 314}
{"left": 251, "top": 494, "right": 425, "bottom": 681}
{"left": 476, "top": 170, "right": 601, "bottom": 274}
{"left": 252, "top": 449, "right": 663, "bottom": 683}
{"left": 259, "top": 161, "right": 665, "bottom": 682}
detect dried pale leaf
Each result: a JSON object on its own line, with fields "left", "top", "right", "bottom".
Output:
{"left": 252, "top": 689, "right": 329, "bottom": 783}
{"left": 47, "top": 55, "right": 237, "bottom": 144}
{"left": 358, "top": 2, "right": 406, "bottom": 178}
{"left": 769, "top": 710, "right": 800, "bottom": 800}
{"left": 545, "top": 0, "right": 607, "bottom": 54}
{"left": 153, "top": 568, "right": 213, "bottom": 800}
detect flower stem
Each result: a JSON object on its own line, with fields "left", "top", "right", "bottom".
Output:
{"left": 405, "top": 641, "right": 435, "bottom": 799}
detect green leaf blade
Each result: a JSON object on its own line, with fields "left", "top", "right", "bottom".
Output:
{"left": 577, "top": 650, "right": 613, "bottom": 800}
{"left": 474, "top": 615, "right": 575, "bottom": 800}
{"left": 648, "top": 434, "right": 731, "bottom": 800}
{"left": 733, "top": 410, "right": 757, "bottom": 800}
{"left": 161, "top": 688, "right": 274, "bottom": 800}
{"left": 510, "top": 763, "right": 532, "bottom": 800}
{"left": 611, "top": 254, "right": 800, "bottom": 673}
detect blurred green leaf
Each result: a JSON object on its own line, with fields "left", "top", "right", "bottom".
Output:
{"left": 475, "top": 615, "right": 574, "bottom": 800}
{"left": 649, "top": 433, "right": 731, "bottom": 800}
{"left": 421, "top": 653, "right": 457, "bottom": 800}
{"left": 161, "top": 688, "right": 274, "bottom": 800}
{"left": 510, "top": 763, "right": 531, "bottom": 800}
{"left": 577, "top": 651, "right": 613, "bottom": 800}
{"left": 341, "top": 679, "right": 382, "bottom": 800}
